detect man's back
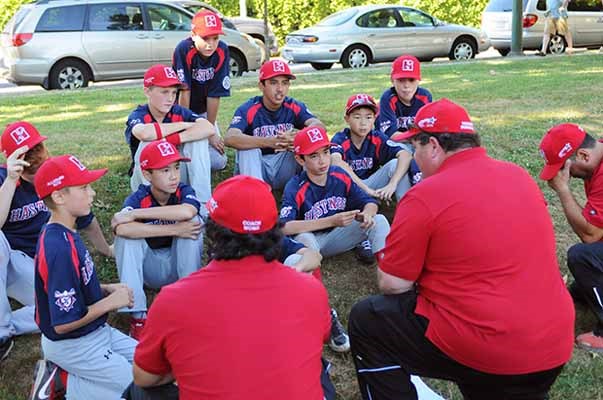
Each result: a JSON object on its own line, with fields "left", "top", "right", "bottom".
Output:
{"left": 134, "top": 255, "right": 330, "bottom": 400}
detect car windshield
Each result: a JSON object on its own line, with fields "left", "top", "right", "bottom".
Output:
{"left": 316, "top": 8, "right": 358, "bottom": 26}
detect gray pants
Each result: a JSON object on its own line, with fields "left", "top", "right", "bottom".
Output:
{"left": 114, "top": 225, "right": 203, "bottom": 313}
{"left": 130, "top": 140, "right": 212, "bottom": 204}
{"left": 200, "top": 112, "right": 228, "bottom": 172}
{"left": 0, "top": 231, "right": 39, "bottom": 340}
{"left": 236, "top": 149, "right": 299, "bottom": 190}
{"left": 363, "top": 159, "right": 411, "bottom": 202}
{"left": 295, "top": 216, "right": 390, "bottom": 258}
{"left": 42, "top": 324, "right": 137, "bottom": 400}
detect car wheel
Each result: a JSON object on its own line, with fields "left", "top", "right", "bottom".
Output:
{"left": 449, "top": 38, "right": 476, "bottom": 61}
{"left": 49, "top": 59, "right": 91, "bottom": 90}
{"left": 497, "top": 48, "right": 510, "bottom": 57}
{"left": 229, "top": 49, "right": 247, "bottom": 77}
{"left": 548, "top": 34, "right": 566, "bottom": 54}
{"left": 341, "top": 45, "right": 370, "bottom": 69}
{"left": 310, "top": 62, "right": 333, "bottom": 70}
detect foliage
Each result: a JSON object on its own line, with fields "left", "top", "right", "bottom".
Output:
{"left": 404, "top": 0, "right": 489, "bottom": 27}
{"left": 0, "top": 0, "right": 34, "bottom": 31}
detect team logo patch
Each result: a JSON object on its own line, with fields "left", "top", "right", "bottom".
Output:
{"left": 417, "top": 117, "right": 437, "bottom": 129}
{"left": 402, "top": 59, "right": 415, "bottom": 71}
{"left": 144, "top": 76, "right": 155, "bottom": 85}
{"left": 306, "top": 128, "right": 324, "bottom": 143}
{"left": 231, "top": 116, "right": 242, "bottom": 125}
{"left": 10, "top": 126, "right": 30, "bottom": 145}
{"left": 69, "top": 156, "right": 87, "bottom": 171}
{"left": 207, "top": 197, "right": 218, "bottom": 213}
{"left": 158, "top": 142, "right": 175, "bottom": 157}
{"left": 204, "top": 14, "right": 218, "bottom": 27}
{"left": 460, "top": 121, "right": 474, "bottom": 131}
{"left": 129, "top": 118, "right": 141, "bottom": 127}
{"left": 539, "top": 148, "right": 548, "bottom": 162}
{"left": 46, "top": 175, "right": 65, "bottom": 188}
{"left": 222, "top": 76, "right": 231, "bottom": 90}
{"left": 280, "top": 206, "right": 292, "bottom": 218}
{"left": 163, "top": 67, "right": 178, "bottom": 79}
{"left": 177, "top": 69, "right": 185, "bottom": 82}
{"left": 557, "top": 142, "right": 573, "bottom": 159}
{"left": 386, "top": 139, "right": 405, "bottom": 148}
{"left": 82, "top": 251, "right": 94, "bottom": 285}
{"left": 54, "top": 289, "right": 77, "bottom": 312}
{"left": 242, "top": 219, "right": 261, "bottom": 231}
{"left": 272, "top": 60, "right": 286, "bottom": 73}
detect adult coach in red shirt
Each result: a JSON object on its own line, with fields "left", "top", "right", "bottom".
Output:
{"left": 348, "top": 99, "right": 574, "bottom": 400}
{"left": 124, "top": 175, "right": 331, "bottom": 400}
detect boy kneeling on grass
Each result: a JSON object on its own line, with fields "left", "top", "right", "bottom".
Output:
{"left": 280, "top": 126, "right": 390, "bottom": 267}
{"left": 112, "top": 140, "right": 204, "bottom": 340}
{"left": 30, "top": 155, "right": 136, "bottom": 400}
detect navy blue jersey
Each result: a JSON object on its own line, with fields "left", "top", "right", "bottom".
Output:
{"left": 279, "top": 236, "right": 305, "bottom": 263}
{"left": 330, "top": 128, "right": 412, "bottom": 180}
{"left": 376, "top": 87, "right": 432, "bottom": 137}
{"left": 172, "top": 38, "right": 230, "bottom": 115}
{"left": 0, "top": 168, "right": 93, "bottom": 258}
{"left": 34, "top": 223, "right": 106, "bottom": 341}
{"left": 280, "top": 166, "right": 377, "bottom": 230}
{"left": 122, "top": 183, "right": 201, "bottom": 249}
{"left": 228, "top": 96, "right": 315, "bottom": 155}
{"left": 124, "top": 104, "right": 201, "bottom": 163}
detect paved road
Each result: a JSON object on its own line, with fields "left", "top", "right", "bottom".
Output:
{"left": 0, "top": 48, "right": 504, "bottom": 96}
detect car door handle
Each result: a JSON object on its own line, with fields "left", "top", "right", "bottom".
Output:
{"left": 136, "top": 34, "right": 149, "bottom": 39}
{"left": 368, "top": 33, "right": 376, "bottom": 37}
{"left": 153, "top": 34, "right": 164, "bottom": 39}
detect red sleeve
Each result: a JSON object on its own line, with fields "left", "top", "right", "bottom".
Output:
{"left": 133, "top": 297, "right": 172, "bottom": 376}
{"left": 583, "top": 175, "right": 603, "bottom": 228}
{"left": 377, "top": 193, "right": 433, "bottom": 282}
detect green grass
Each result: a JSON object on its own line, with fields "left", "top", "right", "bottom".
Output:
{"left": 1, "top": 53, "right": 603, "bottom": 399}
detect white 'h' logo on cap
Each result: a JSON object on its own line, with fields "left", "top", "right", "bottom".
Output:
{"left": 307, "top": 128, "right": 324, "bottom": 143}
{"left": 204, "top": 15, "right": 218, "bottom": 27}
{"left": 68, "top": 156, "right": 86, "bottom": 171}
{"left": 10, "top": 126, "right": 30, "bottom": 145}
{"left": 158, "top": 142, "right": 175, "bottom": 157}
{"left": 273, "top": 60, "right": 286, "bottom": 73}
{"left": 402, "top": 59, "right": 414, "bottom": 71}
{"left": 163, "top": 67, "right": 177, "bottom": 79}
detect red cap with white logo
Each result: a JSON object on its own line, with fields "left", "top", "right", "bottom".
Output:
{"left": 139, "top": 140, "right": 190, "bottom": 170}
{"left": 345, "top": 93, "right": 379, "bottom": 115}
{"left": 259, "top": 59, "right": 296, "bottom": 81}
{"left": 143, "top": 64, "right": 185, "bottom": 88}
{"left": 206, "top": 175, "right": 277, "bottom": 234}
{"left": 34, "top": 155, "right": 107, "bottom": 199}
{"left": 391, "top": 98, "right": 475, "bottom": 141}
{"left": 1, "top": 121, "right": 47, "bottom": 158}
{"left": 191, "top": 10, "right": 224, "bottom": 37}
{"left": 294, "top": 126, "right": 330, "bottom": 155}
{"left": 538, "top": 123, "right": 586, "bottom": 181}
{"left": 391, "top": 55, "right": 421, "bottom": 80}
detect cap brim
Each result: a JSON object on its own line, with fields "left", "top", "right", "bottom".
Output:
{"left": 260, "top": 73, "right": 296, "bottom": 81}
{"left": 144, "top": 156, "right": 191, "bottom": 170}
{"left": 73, "top": 168, "right": 108, "bottom": 186}
{"left": 539, "top": 162, "right": 564, "bottom": 181}
{"left": 391, "top": 128, "right": 420, "bottom": 141}
{"left": 296, "top": 142, "right": 330, "bottom": 156}
{"left": 391, "top": 72, "right": 420, "bottom": 80}
{"left": 193, "top": 28, "right": 225, "bottom": 37}
{"left": 346, "top": 104, "right": 378, "bottom": 115}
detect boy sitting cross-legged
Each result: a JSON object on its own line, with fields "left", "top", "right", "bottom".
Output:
{"left": 280, "top": 126, "right": 390, "bottom": 266}
{"left": 112, "top": 140, "right": 204, "bottom": 340}
{"left": 29, "top": 155, "right": 136, "bottom": 400}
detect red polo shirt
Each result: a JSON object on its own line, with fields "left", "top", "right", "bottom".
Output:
{"left": 134, "top": 255, "right": 330, "bottom": 400}
{"left": 378, "top": 147, "right": 574, "bottom": 374}
{"left": 583, "top": 156, "right": 603, "bottom": 228}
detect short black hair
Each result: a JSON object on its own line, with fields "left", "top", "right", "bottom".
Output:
{"left": 205, "top": 219, "right": 283, "bottom": 262}
{"left": 413, "top": 132, "right": 481, "bottom": 152}
{"left": 578, "top": 133, "right": 596, "bottom": 150}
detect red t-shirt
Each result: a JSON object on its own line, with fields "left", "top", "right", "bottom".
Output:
{"left": 583, "top": 159, "right": 603, "bottom": 227}
{"left": 134, "top": 255, "right": 331, "bottom": 400}
{"left": 378, "top": 147, "right": 574, "bottom": 375}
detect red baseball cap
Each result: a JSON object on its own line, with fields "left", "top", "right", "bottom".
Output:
{"left": 391, "top": 55, "right": 421, "bottom": 80}
{"left": 259, "top": 59, "right": 296, "bottom": 81}
{"left": 139, "top": 140, "right": 190, "bottom": 170}
{"left": 538, "top": 123, "right": 587, "bottom": 181}
{"left": 1, "top": 121, "right": 47, "bottom": 158}
{"left": 345, "top": 93, "right": 379, "bottom": 115}
{"left": 191, "top": 10, "right": 224, "bottom": 37}
{"left": 34, "top": 155, "right": 107, "bottom": 199}
{"left": 391, "top": 98, "right": 475, "bottom": 141}
{"left": 143, "top": 64, "right": 185, "bottom": 88}
{"left": 294, "top": 126, "right": 330, "bottom": 155}
{"left": 206, "top": 175, "right": 277, "bottom": 234}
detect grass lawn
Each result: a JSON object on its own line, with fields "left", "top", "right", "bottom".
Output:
{"left": 1, "top": 53, "right": 603, "bottom": 399}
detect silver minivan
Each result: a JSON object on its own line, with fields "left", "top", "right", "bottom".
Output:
{"left": 0, "top": 0, "right": 262, "bottom": 89}
{"left": 482, "top": 0, "right": 603, "bottom": 55}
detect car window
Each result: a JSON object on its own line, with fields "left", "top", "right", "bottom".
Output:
{"left": 36, "top": 5, "right": 86, "bottom": 32}
{"left": 88, "top": 4, "right": 144, "bottom": 31}
{"left": 146, "top": 4, "right": 191, "bottom": 31}
{"left": 485, "top": 0, "right": 529, "bottom": 11}
{"left": 316, "top": 8, "right": 358, "bottom": 26}
{"left": 358, "top": 9, "right": 402, "bottom": 28}
{"left": 568, "top": 0, "right": 603, "bottom": 12}
{"left": 3, "top": 7, "right": 31, "bottom": 34}
{"left": 399, "top": 8, "right": 434, "bottom": 27}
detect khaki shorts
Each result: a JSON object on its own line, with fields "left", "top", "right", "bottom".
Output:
{"left": 545, "top": 17, "right": 568, "bottom": 35}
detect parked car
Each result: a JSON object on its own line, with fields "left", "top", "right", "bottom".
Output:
{"left": 281, "top": 5, "right": 490, "bottom": 70}
{"left": 482, "top": 0, "right": 603, "bottom": 55}
{"left": 169, "top": 0, "right": 278, "bottom": 56}
{"left": 0, "top": 0, "right": 262, "bottom": 89}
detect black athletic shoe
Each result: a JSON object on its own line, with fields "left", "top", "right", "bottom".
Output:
{"left": 355, "top": 240, "right": 375, "bottom": 265}
{"left": 29, "top": 360, "right": 65, "bottom": 400}
{"left": 328, "top": 309, "right": 350, "bottom": 353}
{"left": 0, "top": 337, "right": 13, "bottom": 363}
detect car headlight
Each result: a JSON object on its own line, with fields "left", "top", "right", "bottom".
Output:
{"left": 240, "top": 32, "right": 255, "bottom": 44}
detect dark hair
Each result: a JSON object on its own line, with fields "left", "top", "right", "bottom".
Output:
{"left": 205, "top": 219, "right": 283, "bottom": 262}
{"left": 579, "top": 133, "right": 596, "bottom": 150}
{"left": 413, "top": 132, "right": 481, "bottom": 152}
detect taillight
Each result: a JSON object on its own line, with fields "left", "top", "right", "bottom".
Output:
{"left": 12, "top": 33, "right": 33, "bottom": 47}
{"left": 302, "top": 36, "right": 318, "bottom": 43}
{"left": 523, "top": 14, "right": 538, "bottom": 28}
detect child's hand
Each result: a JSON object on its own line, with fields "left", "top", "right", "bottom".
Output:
{"left": 331, "top": 210, "right": 360, "bottom": 227}
{"left": 375, "top": 183, "right": 396, "bottom": 202}
{"left": 6, "top": 146, "right": 30, "bottom": 181}
{"left": 107, "top": 285, "right": 134, "bottom": 310}
{"left": 356, "top": 212, "right": 375, "bottom": 230}
{"left": 111, "top": 210, "right": 136, "bottom": 231}
{"left": 174, "top": 219, "right": 202, "bottom": 239}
